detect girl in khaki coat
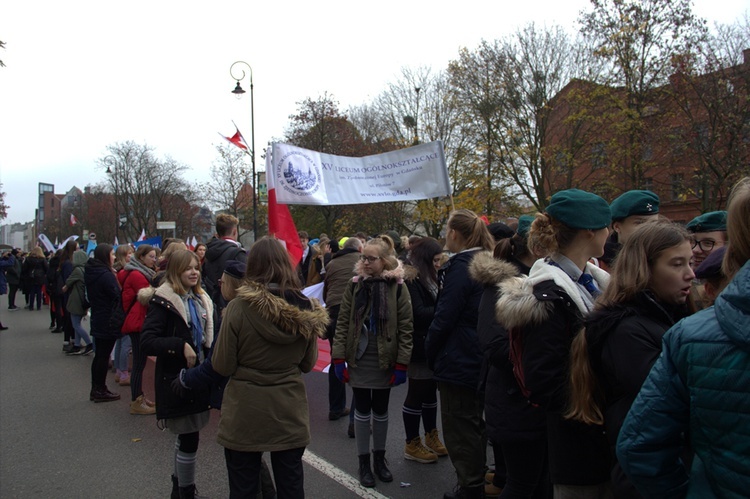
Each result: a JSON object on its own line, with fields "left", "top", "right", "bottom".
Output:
{"left": 211, "top": 237, "right": 328, "bottom": 499}
{"left": 332, "top": 235, "right": 413, "bottom": 488}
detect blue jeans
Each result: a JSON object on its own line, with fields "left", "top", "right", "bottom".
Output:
{"left": 71, "top": 314, "right": 92, "bottom": 347}
{"left": 114, "top": 335, "right": 131, "bottom": 372}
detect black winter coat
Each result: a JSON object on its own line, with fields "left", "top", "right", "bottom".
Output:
{"left": 22, "top": 256, "right": 48, "bottom": 287}
{"left": 202, "top": 238, "right": 246, "bottom": 305}
{"left": 140, "top": 284, "right": 213, "bottom": 420}
{"left": 84, "top": 259, "right": 121, "bottom": 340}
{"left": 404, "top": 270, "right": 436, "bottom": 364}
{"left": 585, "top": 291, "right": 687, "bottom": 498}
{"left": 425, "top": 249, "right": 484, "bottom": 390}
{"left": 469, "top": 252, "right": 546, "bottom": 443}
{"left": 495, "top": 259, "right": 612, "bottom": 486}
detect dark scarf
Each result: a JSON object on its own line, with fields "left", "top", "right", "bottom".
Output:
{"left": 354, "top": 277, "right": 390, "bottom": 341}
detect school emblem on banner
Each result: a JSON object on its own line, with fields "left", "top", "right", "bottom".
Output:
{"left": 276, "top": 148, "right": 325, "bottom": 201}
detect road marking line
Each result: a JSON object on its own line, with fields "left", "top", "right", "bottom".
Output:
{"left": 303, "top": 449, "right": 390, "bottom": 499}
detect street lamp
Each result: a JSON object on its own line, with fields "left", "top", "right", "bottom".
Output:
{"left": 104, "top": 155, "right": 119, "bottom": 243}
{"left": 229, "top": 60, "right": 257, "bottom": 242}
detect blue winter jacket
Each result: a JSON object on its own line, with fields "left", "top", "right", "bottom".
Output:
{"left": 617, "top": 260, "right": 750, "bottom": 499}
{"left": 425, "top": 249, "right": 483, "bottom": 390}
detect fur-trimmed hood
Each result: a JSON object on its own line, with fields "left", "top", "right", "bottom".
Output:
{"left": 496, "top": 258, "right": 610, "bottom": 330}
{"left": 144, "top": 283, "right": 215, "bottom": 348}
{"left": 468, "top": 251, "right": 522, "bottom": 287}
{"left": 353, "top": 258, "right": 406, "bottom": 283}
{"left": 234, "top": 282, "right": 329, "bottom": 342}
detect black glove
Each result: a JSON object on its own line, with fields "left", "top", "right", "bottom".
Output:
{"left": 170, "top": 368, "right": 191, "bottom": 399}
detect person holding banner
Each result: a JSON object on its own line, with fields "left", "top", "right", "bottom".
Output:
{"left": 332, "top": 235, "right": 413, "bottom": 489}
{"left": 425, "top": 209, "right": 495, "bottom": 499}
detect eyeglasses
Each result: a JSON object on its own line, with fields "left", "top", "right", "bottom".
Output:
{"left": 691, "top": 239, "right": 716, "bottom": 252}
{"left": 360, "top": 255, "right": 380, "bottom": 263}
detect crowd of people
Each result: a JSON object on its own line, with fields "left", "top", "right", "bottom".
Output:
{"left": 1, "top": 180, "right": 749, "bottom": 498}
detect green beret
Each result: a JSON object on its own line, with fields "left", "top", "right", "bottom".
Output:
{"left": 686, "top": 211, "right": 727, "bottom": 233}
{"left": 610, "top": 190, "right": 660, "bottom": 221}
{"left": 547, "top": 189, "right": 611, "bottom": 230}
{"left": 517, "top": 215, "right": 535, "bottom": 239}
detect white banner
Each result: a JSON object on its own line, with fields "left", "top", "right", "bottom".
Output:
{"left": 271, "top": 141, "right": 451, "bottom": 205}
{"left": 37, "top": 233, "right": 55, "bottom": 252}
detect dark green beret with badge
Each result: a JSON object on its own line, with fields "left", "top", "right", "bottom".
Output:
{"left": 517, "top": 215, "right": 535, "bottom": 239}
{"left": 546, "top": 189, "right": 611, "bottom": 230}
{"left": 686, "top": 211, "right": 727, "bottom": 233}
{"left": 610, "top": 190, "right": 660, "bottom": 221}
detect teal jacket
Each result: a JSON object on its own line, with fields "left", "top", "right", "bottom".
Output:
{"left": 616, "top": 260, "right": 750, "bottom": 499}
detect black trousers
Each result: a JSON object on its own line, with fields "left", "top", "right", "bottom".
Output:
{"left": 91, "top": 338, "right": 117, "bottom": 387}
{"left": 225, "top": 446, "right": 305, "bottom": 499}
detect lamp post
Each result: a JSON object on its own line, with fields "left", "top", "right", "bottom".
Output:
{"left": 414, "top": 86, "right": 421, "bottom": 145}
{"left": 104, "top": 155, "right": 119, "bottom": 243}
{"left": 229, "top": 60, "right": 257, "bottom": 242}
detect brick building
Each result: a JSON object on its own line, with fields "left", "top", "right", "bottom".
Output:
{"left": 543, "top": 49, "right": 750, "bottom": 223}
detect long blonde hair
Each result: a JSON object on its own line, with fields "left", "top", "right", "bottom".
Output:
{"left": 164, "top": 250, "right": 203, "bottom": 296}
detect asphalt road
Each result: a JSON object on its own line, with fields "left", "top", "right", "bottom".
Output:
{"left": 0, "top": 305, "right": 489, "bottom": 498}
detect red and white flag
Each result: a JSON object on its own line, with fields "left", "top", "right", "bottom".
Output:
{"left": 185, "top": 236, "right": 194, "bottom": 251}
{"left": 70, "top": 214, "right": 78, "bottom": 226}
{"left": 191, "top": 236, "right": 198, "bottom": 249}
{"left": 219, "top": 123, "right": 250, "bottom": 153}
{"left": 138, "top": 229, "right": 146, "bottom": 241}
{"left": 266, "top": 148, "right": 303, "bottom": 266}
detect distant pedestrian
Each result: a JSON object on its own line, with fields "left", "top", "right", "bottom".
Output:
{"left": 22, "top": 247, "right": 48, "bottom": 311}
{"left": 63, "top": 250, "right": 94, "bottom": 356}
{"left": 84, "top": 244, "right": 121, "bottom": 403}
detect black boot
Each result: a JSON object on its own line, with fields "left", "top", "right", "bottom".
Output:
{"left": 444, "top": 484, "right": 486, "bottom": 499}
{"left": 372, "top": 450, "right": 393, "bottom": 482}
{"left": 178, "top": 484, "right": 195, "bottom": 499}
{"left": 358, "top": 454, "right": 376, "bottom": 488}
{"left": 90, "top": 385, "right": 120, "bottom": 403}
{"left": 171, "top": 475, "right": 180, "bottom": 499}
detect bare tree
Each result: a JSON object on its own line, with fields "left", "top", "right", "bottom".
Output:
{"left": 99, "top": 141, "right": 194, "bottom": 242}
{"left": 201, "top": 143, "right": 254, "bottom": 238}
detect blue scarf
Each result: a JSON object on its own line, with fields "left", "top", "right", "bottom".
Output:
{"left": 187, "top": 295, "right": 204, "bottom": 348}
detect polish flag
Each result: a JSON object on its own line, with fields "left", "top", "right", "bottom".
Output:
{"left": 138, "top": 229, "right": 146, "bottom": 241}
{"left": 185, "top": 237, "right": 195, "bottom": 251}
{"left": 70, "top": 214, "right": 78, "bottom": 225}
{"left": 219, "top": 123, "right": 250, "bottom": 153}
{"left": 266, "top": 148, "right": 303, "bottom": 266}
{"left": 191, "top": 236, "right": 198, "bottom": 249}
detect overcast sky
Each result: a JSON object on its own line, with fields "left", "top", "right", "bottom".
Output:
{"left": 1, "top": 0, "right": 747, "bottom": 225}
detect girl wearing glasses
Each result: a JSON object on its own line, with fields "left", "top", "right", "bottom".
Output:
{"left": 333, "top": 235, "right": 413, "bottom": 489}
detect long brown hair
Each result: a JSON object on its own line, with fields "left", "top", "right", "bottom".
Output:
{"left": 245, "top": 237, "right": 300, "bottom": 294}
{"left": 566, "top": 221, "right": 691, "bottom": 425}
{"left": 448, "top": 209, "right": 495, "bottom": 251}
{"left": 724, "top": 177, "right": 750, "bottom": 279}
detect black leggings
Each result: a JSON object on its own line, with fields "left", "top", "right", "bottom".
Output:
{"left": 404, "top": 377, "right": 437, "bottom": 408}
{"left": 91, "top": 338, "right": 117, "bottom": 387}
{"left": 130, "top": 332, "right": 147, "bottom": 401}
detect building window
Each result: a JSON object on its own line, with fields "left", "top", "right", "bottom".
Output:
{"left": 671, "top": 174, "right": 684, "bottom": 201}
{"left": 591, "top": 142, "right": 606, "bottom": 170}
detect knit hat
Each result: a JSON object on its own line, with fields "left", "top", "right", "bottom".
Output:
{"left": 694, "top": 245, "right": 726, "bottom": 280}
{"left": 223, "top": 260, "right": 246, "bottom": 280}
{"left": 546, "top": 189, "right": 611, "bottom": 230}
{"left": 516, "top": 215, "right": 535, "bottom": 239}
{"left": 686, "top": 211, "right": 727, "bottom": 233}
{"left": 487, "top": 222, "right": 515, "bottom": 242}
{"left": 610, "top": 190, "right": 660, "bottom": 221}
